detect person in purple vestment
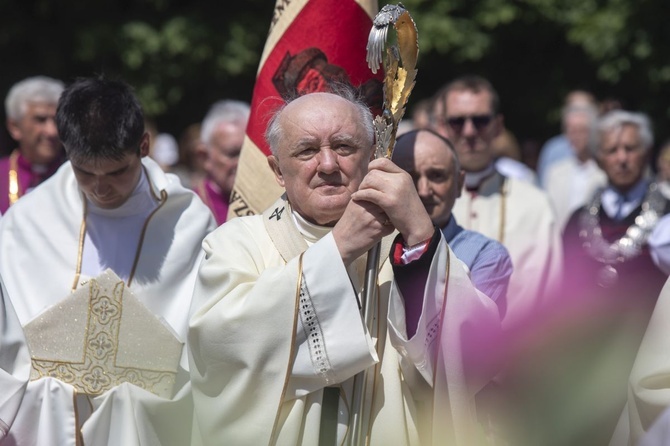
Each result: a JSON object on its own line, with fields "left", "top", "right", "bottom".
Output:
{"left": 0, "top": 76, "right": 65, "bottom": 213}
{"left": 194, "top": 100, "right": 250, "bottom": 225}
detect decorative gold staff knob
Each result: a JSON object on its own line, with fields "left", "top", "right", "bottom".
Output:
{"left": 365, "top": 2, "right": 418, "bottom": 160}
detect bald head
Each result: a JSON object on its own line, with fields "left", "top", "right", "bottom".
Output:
{"left": 266, "top": 90, "right": 374, "bottom": 156}
{"left": 394, "top": 129, "right": 464, "bottom": 228}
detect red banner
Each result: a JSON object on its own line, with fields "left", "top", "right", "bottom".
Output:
{"left": 229, "top": 0, "right": 382, "bottom": 218}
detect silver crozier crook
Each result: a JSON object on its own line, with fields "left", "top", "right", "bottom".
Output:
{"left": 347, "top": 3, "right": 419, "bottom": 445}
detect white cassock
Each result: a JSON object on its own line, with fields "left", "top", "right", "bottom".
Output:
{"left": 452, "top": 170, "right": 563, "bottom": 329}
{"left": 544, "top": 157, "right": 607, "bottom": 232}
{"left": 0, "top": 157, "right": 216, "bottom": 446}
{"left": 188, "top": 195, "right": 502, "bottom": 446}
{"left": 0, "top": 276, "right": 30, "bottom": 441}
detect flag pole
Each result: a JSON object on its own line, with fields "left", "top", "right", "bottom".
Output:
{"left": 348, "top": 4, "right": 419, "bottom": 444}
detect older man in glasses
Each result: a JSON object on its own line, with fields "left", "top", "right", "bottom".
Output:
{"left": 430, "top": 75, "right": 562, "bottom": 330}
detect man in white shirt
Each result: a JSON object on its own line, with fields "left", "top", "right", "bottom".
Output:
{"left": 0, "top": 77, "right": 216, "bottom": 445}
{"left": 544, "top": 103, "right": 607, "bottom": 231}
{"left": 188, "top": 88, "right": 501, "bottom": 445}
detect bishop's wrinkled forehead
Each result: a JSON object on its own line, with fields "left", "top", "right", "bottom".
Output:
{"left": 266, "top": 91, "right": 374, "bottom": 156}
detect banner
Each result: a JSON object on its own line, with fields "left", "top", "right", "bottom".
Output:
{"left": 229, "top": 0, "right": 383, "bottom": 218}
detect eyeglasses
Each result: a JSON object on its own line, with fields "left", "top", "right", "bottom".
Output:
{"left": 443, "top": 115, "right": 493, "bottom": 133}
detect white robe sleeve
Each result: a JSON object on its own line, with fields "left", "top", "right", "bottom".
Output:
{"left": 188, "top": 218, "right": 378, "bottom": 445}
{"left": 189, "top": 219, "right": 502, "bottom": 446}
{"left": 293, "top": 232, "right": 378, "bottom": 391}
{"left": 0, "top": 279, "right": 30, "bottom": 441}
{"left": 387, "top": 237, "right": 502, "bottom": 393}
{"left": 627, "top": 277, "right": 670, "bottom": 444}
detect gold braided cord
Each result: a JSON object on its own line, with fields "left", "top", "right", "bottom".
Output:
{"left": 71, "top": 166, "right": 166, "bottom": 291}
{"left": 8, "top": 149, "right": 20, "bottom": 205}
{"left": 269, "top": 252, "right": 304, "bottom": 446}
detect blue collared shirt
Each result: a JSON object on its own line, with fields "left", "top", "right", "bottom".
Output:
{"left": 601, "top": 178, "right": 649, "bottom": 221}
{"left": 442, "top": 216, "right": 513, "bottom": 316}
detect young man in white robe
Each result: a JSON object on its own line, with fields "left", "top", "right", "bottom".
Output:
{"left": 188, "top": 89, "right": 502, "bottom": 445}
{"left": 0, "top": 77, "right": 216, "bottom": 446}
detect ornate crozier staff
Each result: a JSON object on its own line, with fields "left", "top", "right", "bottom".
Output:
{"left": 347, "top": 4, "right": 418, "bottom": 445}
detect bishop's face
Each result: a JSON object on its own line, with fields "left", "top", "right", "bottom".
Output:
{"left": 267, "top": 93, "right": 373, "bottom": 226}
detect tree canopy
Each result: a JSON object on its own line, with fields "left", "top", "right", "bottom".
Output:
{"left": 1, "top": 0, "right": 668, "bottom": 160}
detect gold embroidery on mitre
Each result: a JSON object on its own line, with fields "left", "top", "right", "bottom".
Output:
{"left": 23, "top": 269, "right": 183, "bottom": 398}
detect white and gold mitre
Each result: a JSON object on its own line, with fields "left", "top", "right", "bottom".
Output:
{"left": 23, "top": 269, "right": 183, "bottom": 398}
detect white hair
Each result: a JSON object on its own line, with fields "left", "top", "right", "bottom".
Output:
{"left": 561, "top": 103, "right": 599, "bottom": 156}
{"left": 5, "top": 76, "right": 64, "bottom": 120}
{"left": 598, "top": 110, "right": 654, "bottom": 151}
{"left": 200, "top": 100, "right": 250, "bottom": 146}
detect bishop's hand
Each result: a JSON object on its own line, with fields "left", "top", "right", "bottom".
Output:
{"left": 333, "top": 158, "right": 433, "bottom": 265}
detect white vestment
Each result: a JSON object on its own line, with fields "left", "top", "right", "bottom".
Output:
{"left": 0, "top": 157, "right": 216, "bottom": 446}
{"left": 188, "top": 196, "right": 502, "bottom": 446}
{"left": 0, "top": 276, "right": 30, "bottom": 441}
{"left": 452, "top": 170, "right": 563, "bottom": 329}
{"left": 544, "top": 157, "right": 607, "bottom": 232}
{"left": 619, "top": 278, "right": 670, "bottom": 444}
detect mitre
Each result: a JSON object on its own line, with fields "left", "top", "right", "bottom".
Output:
{"left": 23, "top": 269, "right": 183, "bottom": 398}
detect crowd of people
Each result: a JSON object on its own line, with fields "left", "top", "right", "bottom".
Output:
{"left": 1, "top": 72, "right": 670, "bottom": 446}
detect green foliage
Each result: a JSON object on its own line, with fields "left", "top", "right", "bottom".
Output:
{"left": 385, "top": 0, "right": 670, "bottom": 146}
{"left": 2, "top": 0, "right": 670, "bottom": 151}
{"left": 0, "top": 0, "right": 273, "bottom": 141}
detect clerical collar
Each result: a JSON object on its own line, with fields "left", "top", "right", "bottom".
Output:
{"left": 86, "top": 168, "right": 158, "bottom": 218}
{"left": 291, "top": 208, "right": 331, "bottom": 244}
{"left": 464, "top": 164, "right": 496, "bottom": 191}
{"left": 601, "top": 177, "right": 649, "bottom": 220}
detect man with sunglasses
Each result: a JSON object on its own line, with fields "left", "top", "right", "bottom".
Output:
{"left": 430, "top": 75, "right": 562, "bottom": 330}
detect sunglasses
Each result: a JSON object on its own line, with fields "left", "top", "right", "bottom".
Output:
{"left": 443, "top": 115, "right": 493, "bottom": 133}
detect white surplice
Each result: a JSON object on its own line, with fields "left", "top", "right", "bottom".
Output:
{"left": 188, "top": 196, "right": 502, "bottom": 446}
{"left": 452, "top": 170, "right": 563, "bottom": 329}
{"left": 0, "top": 157, "right": 216, "bottom": 446}
{"left": 0, "top": 276, "right": 30, "bottom": 442}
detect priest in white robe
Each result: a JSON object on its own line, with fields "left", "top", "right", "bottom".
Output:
{"left": 430, "top": 75, "right": 562, "bottom": 329}
{"left": 0, "top": 77, "right": 216, "bottom": 446}
{"left": 189, "top": 90, "right": 502, "bottom": 445}
{"left": 0, "top": 275, "right": 30, "bottom": 442}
